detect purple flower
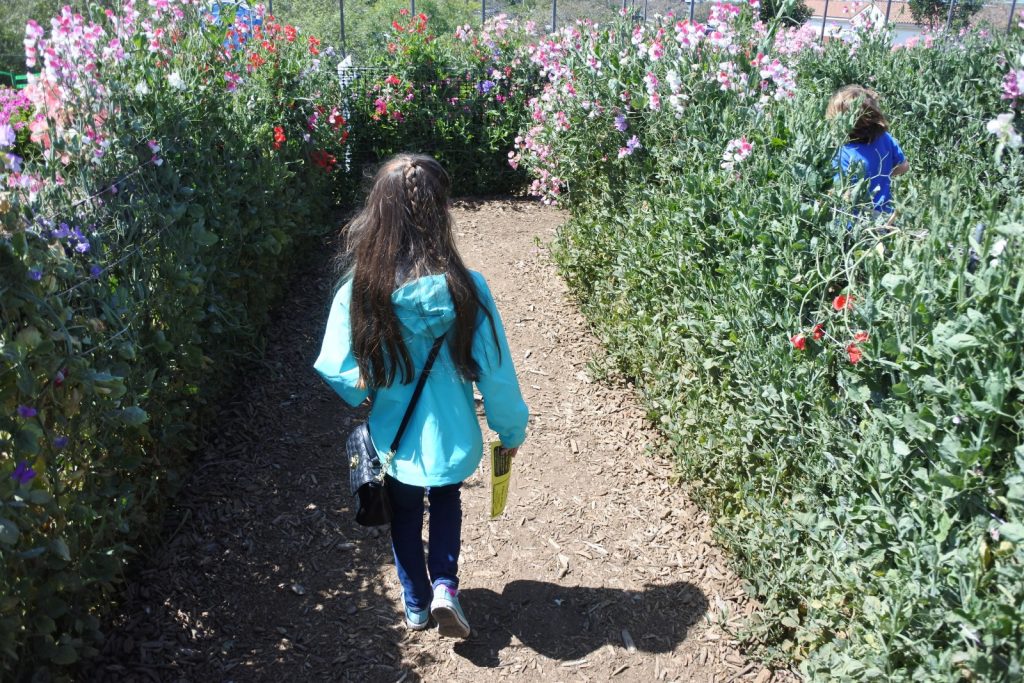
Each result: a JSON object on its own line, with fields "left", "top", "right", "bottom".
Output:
{"left": 70, "top": 227, "right": 91, "bottom": 254}
{"left": 51, "top": 223, "right": 70, "bottom": 239}
{"left": 53, "top": 435, "right": 69, "bottom": 449}
{"left": 4, "top": 153, "right": 22, "bottom": 172}
{"left": 477, "top": 80, "right": 496, "bottom": 94}
{"left": 28, "top": 269, "right": 43, "bottom": 281}
{"left": 614, "top": 114, "right": 628, "bottom": 132}
{"left": 0, "top": 123, "right": 14, "bottom": 148}
{"left": 10, "top": 461, "right": 36, "bottom": 485}
{"left": 626, "top": 135, "right": 641, "bottom": 153}
{"left": 17, "top": 405, "right": 37, "bottom": 418}
{"left": 90, "top": 264, "right": 102, "bottom": 278}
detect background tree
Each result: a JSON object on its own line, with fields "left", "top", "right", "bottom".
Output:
{"left": 908, "top": 0, "right": 983, "bottom": 31}
{"left": 759, "top": 0, "right": 812, "bottom": 26}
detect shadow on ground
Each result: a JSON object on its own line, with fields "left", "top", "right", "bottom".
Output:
{"left": 79, "top": 239, "right": 426, "bottom": 682}
{"left": 454, "top": 581, "right": 708, "bottom": 667}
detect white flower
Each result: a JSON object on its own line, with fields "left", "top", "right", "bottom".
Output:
{"left": 167, "top": 72, "right": 186, "bottom": 91}
{"left": 986, "top": 112, "right": 1022, "bottom": 158}
{"left": 990, "top": 238, "right": 1007, "bottom": 258}
{"left": 135, "top": 81, "right": 150, "bottom": 96}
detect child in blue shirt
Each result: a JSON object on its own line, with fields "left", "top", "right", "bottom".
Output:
{"left": 314, "top": 154, "right": 528, "bottom": 639}
{"left": 827, "top": 85, "right": 910, "bottom": 215}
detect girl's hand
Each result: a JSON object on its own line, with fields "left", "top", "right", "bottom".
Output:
{"left": 499, "top": 446, "right": 519, "bottom": 458}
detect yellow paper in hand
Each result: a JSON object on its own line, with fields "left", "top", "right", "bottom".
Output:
{"left": 490, "top": 441, "right": 513, "bottom": 518}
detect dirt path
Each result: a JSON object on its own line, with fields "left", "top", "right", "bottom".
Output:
{"left": 85, "top": 199, "right": 776, "bottom": 683}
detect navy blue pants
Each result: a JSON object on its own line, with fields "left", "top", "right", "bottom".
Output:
{"left": 386, "top": 477, "right": 462, "bottom": 611}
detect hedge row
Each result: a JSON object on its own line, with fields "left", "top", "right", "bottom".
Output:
{"left": 0, "top": 3, "right": 346, "bottom": 675}
{"left": 516, "top": 8, "right": 1024, "bottom": 681}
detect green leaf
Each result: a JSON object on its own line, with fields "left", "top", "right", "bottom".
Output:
{"left": 892, "top": 438, "right": 910, "bottom": 457}
{"left": 0, "top": 518, "right": 20, "bottom": 546}
{"left": 120, "top": 406, "right": 149, "bottom": 426}
{"left": 939, "top": 333, "right": 980, "bottom": 352}
{"left": 999, "top": 523, "right": 1024, "bottom": 542}
{"left": 50, "top": 538, "right": 71, "bottom": 562}
{"left": 50, "top": 643, "right": 79, "bottom": 666}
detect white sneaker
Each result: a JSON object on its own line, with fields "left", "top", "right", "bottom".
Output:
{"left": 430, "top": 584, "right": 471, "bottom": 638}
{"left": 404, "top": 600, "right": 430, "bottom": 631}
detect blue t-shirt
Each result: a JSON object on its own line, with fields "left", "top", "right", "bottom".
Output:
{"left": 833, "top": 131, "right": 906, "bottom": 213}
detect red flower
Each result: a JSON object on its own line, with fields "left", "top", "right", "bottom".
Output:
{"left": 846, "top": 343, "right": 863, "bottom": 364}
{"left": 853, "top": 331, "right": 869, "bottom": 342}
{"left": 392, "top": 21, "right": 405, "bottom": 32}
{"left": 272, "top": 126, "right": 286, "bottom": 150}
{"left": 249, "top": 52, "right": 266, "bottom": 69}
{"left": 308, "top": 35, "right": 321, "bottom": 55}
{"left": 387, "top": 42, "right": 397, "bottom": 53}
{"left": 310, "top": 149, "right": 337, "bottom": 171}
{"left": 833, "top": 294, "right": 854, "bottom": 311}
{"left": 385, "top": 74, "right": 401, "bottom": 86}
{"left": 284, "top": 25, "right": 297, "bottom": 42}
{"left": 790, "top": 333, "right": 807, "bottom": 350}
{"left": 812, "top": 324, "right": 825, "bottom": 341}
{"left": 399, "top": 8, "right": 409, "bottom": 15}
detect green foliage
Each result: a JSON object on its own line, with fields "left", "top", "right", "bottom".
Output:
{"left": 760, "top": 0, "right": 812, "bottom": 26}
{"left": 0, "top": 4, "right": 347, "bottom": 676}
{"left": 272, "top": 0, "right": 481, "bottom": 56}
{"left": 0, "top": 0, "right": 65, "bottom": 74}
{"left": 345, "top": 12, "right": 537, "bottom": 194}
{"left": 519, "top": 12, "right": 1024, "bottom": 681}
{"left": 908, "top": 0, "right": 984, "bottom": 31}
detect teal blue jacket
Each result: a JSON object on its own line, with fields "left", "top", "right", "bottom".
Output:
{"left": 314, "top": 271, "right": 529, "bottom": 487}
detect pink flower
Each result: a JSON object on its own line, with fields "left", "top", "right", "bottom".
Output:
{"left": 1003, "top": 68, "right": 1023, "bottom": 103}
{"left": 721, "top": 136, "right": 753, "bottom": 170}
{"left": 790, "top": 333, "right": 807, "bottom": 350}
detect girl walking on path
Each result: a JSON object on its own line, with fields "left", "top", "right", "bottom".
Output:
{"left": 314, "top": 154, "right": 529, "bottom": 638}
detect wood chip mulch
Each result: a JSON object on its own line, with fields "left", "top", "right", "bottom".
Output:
{"left": 82, "top": 198, "right": 796, "bottom": 683}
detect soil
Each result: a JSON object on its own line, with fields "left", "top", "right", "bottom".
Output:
{"left": 83, "top": 198, "right": 786, "bottom": 683}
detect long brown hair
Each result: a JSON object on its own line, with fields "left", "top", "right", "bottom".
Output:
{"left": 826, "top": 85, "right": 889, "bottom": 143}
{"left": 345, "top": 153, "right": 494, "bottom": 388}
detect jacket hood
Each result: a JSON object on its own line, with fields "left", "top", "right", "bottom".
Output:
{"left": 391, "top": 274, "right": 455, "bottom": 339}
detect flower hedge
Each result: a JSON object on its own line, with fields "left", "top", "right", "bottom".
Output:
{"left": 345, "top": 11, "right": 538, "bottom": 194}
{"left": 514, "top": 4, "right": 1024, "bottom": 680}
{"left": 0, "top": 0, "right": 348, "bottom": 674}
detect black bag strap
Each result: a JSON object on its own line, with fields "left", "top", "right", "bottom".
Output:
{"left": 389, "top": 335, "right": 445, "bottom": 454}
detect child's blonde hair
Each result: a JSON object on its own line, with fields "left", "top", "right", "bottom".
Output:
{"left": 826, "top": 85, "right": 889, "bottom": 143}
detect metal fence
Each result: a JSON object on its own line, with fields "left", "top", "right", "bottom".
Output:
{"left": 317, "top": 0, "right": 1020, "bottom": 56}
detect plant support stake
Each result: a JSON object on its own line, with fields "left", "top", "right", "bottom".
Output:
{"left": 1011, "top": 0, "right": 1019, "bottom": 33}
{"left": 482, "top": 0, "right": 486, "bottom": 24}
{"left": 820, "top": 0, "right": 831, "bottom": 41}
{"left": 339, "top": 0, "right": 346, "bottom": 56}
{"left": 944, "top": 0, "right": 957, "bottom": 31}
{"left": 551, "top": 0, "right": 557, "bottom": 32}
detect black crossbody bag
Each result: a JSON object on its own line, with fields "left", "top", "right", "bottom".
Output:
{"left": 347, "top": 336, "right": 445, "bottom": 526}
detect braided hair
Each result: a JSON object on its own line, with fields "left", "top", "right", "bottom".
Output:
{"left": 345, "top": 154, "right": 498, "bottom": 387}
